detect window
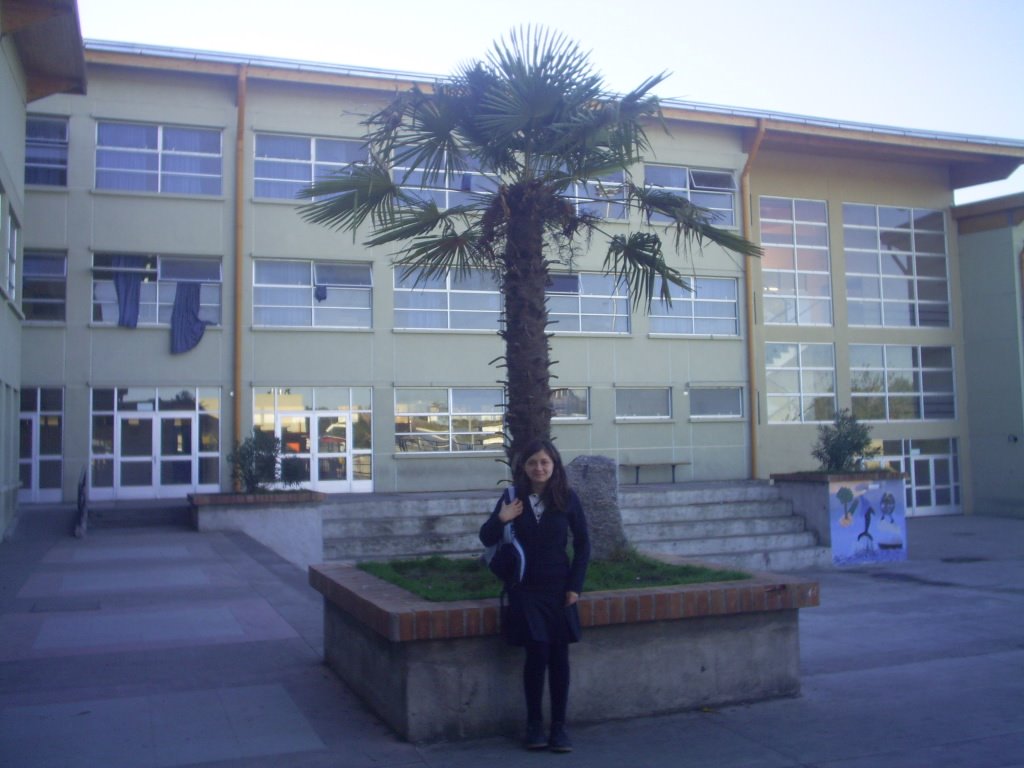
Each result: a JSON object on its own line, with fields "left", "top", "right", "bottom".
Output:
{"left": 649, "top": 277, "right": 739, "bottom": 335}
{"left": 394, "top": 387, "right": 504, "bottom": 453}
{"left": 548, "top": 272, "right": 629, "bottom": 333}
{"left": 22, "top": 251, "right": 66, "bottom": 322}
{"left": 92, "top": 254, "right": 222, "bottom": 325}
{"left": 253, "top": 387, "right": 373, "bottom": 486}
{"left": 646, "top": 164, "right": 736, "bottom": 226}
{"left": 19, "top": 387, "right": 64, "bottom": 499}
{"left": 551, "top": 387, "right": 590, "bottom": 420}
{"left": 765, "top": 342, "right": 836, "bottom": 423}
{"left": 26, "top": 116, "right": 69, "bottom": 186}
{"left": 96, "top": 122, "right": 222, "bottom": 195}
{"left": 394, "top": 268, "right": 500, "bottom": 330}
{"left": 253, "top": 260, "right": 371, "bottom": 328}
{"left": 572, "top": 171, "right": 627, "bottom": 220}
{"left": 843, "top": 204, "right": 949, "bottom": 327}
{"left": 850, "top": 345, "right": 955, "bottom": 421}
{"left": 615, "top": 387, "right": 671, "bottom": 419}
{"left": 4, "top": 207, "right": 18, "bottom": 300}
{"left": 393, "top": 155, "right": 499, "bottom": 209}
{"left": 689, "top": 387, "right": 743, "bottom": 419}
{"left": 254, "top": 133, "right": 366, "bottom": 199}
{"left": 760, "top": 196, "right": 832, "bottom": 325}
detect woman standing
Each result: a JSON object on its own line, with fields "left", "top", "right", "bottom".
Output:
{"left": 480, "top": 439, "right": 591, "bottom": 752}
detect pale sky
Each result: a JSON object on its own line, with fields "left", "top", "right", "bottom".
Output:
{"left": 76, "top": 0, "right": 1024, "bottom": 203}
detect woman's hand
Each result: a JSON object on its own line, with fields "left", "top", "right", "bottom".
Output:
{"left": 499, "top": 498, "right": 523, "bottom": 523}
{"left": 565, "top": 591, "right": 579, "bottom": 606}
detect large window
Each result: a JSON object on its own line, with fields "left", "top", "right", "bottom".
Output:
{"left": 394, "top": 388, "right": 504, "bottom": 453}
{"left": 615, "top": 387, "right": 672, "bottom": 419}
{"left": 22, "top": 251, "right": 66, "bottom": 322}
{"left": 548, "top": 272, "right": 629, "bottom": 333}
{"left": 649, "top": 277, "right": 739, "bottom": 335}
{"left": 850, "top": 345, "right": 955, "bottom": 421}
{"left": 551, "top": 387, "right": 590, "bottom": 420}
{"left": 760, "top": 196, "right": 832, "bottom": 325}
{"left": 572, "top": 171, "right": 627, "bottom": 220}
{"left": 765, "top": 342, "right": 836, "bottom": 423}
{"left": 96, "top": 122, "right": 222, "bottom": 196}
{"left": 393, "top": 155, "right": 499, "bottom": 209}
{"left": 254, "top": 134, "right": 366, "bottom": 199}
{"left": 843, "top": 204, "right": 949, "bottom": 327}
{"left": 646, "top": 164, "right": 736, "bottom": 226}
{"left": 253, "top": 260, "right": 371, "bottom": 328}
{"left": 393, "top": 268, "right": 500, "bottom": 330}
{"left": 92, "top": 254, "right": 222, "bottom": 325}
{"left": 26, "top": 116, "right": 69, "bottom": 186}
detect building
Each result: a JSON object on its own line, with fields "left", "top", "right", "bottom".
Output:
{"left": 1, "top": 0, "right": 86, "bottom": 534}
{"left": 7, "top": 33, "right": 1024, "bottom": 534}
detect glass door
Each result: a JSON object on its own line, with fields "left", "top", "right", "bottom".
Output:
{"left": 18, "top": 388, "right": 64, "bottom": 504}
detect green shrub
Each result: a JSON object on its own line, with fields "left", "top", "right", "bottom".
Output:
{"left": 228, "top": 429, "right": 301, "bottom": 492}
{"left": 811, "top": 409, "right": 880, "bottom": 472}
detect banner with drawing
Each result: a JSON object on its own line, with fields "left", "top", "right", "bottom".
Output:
{"left": 829, "top": 477, "right": 907, "bottom": 565}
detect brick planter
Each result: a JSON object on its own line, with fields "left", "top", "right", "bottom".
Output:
{"left": 309, "top": 563, "right": 819, "bottom": 742}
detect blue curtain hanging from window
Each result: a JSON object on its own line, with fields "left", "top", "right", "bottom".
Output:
{"left": 113, "top": 255, "right": 143, "bottom": 328}
{"left": 170, "top": 282, "right": 208, "bottom": 354}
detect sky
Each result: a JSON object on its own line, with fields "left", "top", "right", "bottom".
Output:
{"left": 76, "top": 0, "right": 1024, "bottom": 203}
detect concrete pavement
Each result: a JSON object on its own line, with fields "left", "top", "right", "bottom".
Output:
{"left": 1, "top": 505, "right": 1022, "bottom": 767}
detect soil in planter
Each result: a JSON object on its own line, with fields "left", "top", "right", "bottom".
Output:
{"left": 359, "top": 552, "right": 749, "bottom": 602}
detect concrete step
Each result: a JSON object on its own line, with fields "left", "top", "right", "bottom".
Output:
{"left": 625, "top": 515, "right": 807, "bottom": 541}
{"left": 673, "top": 546, "right": 834, "bottom": 573}
{"left": 619, "top": 499, "right": 795, "bottom": 524}
{"left": 323, "top": 512, "right": 481, "bottom": 539}
{"left": 619, "top": 480, "right": 782, "bottom": 508}
{"left": 634, "top": 530, "right": 819, "bottom": 558}
{"left": 322, "top": 491, "right": 495, "bottom": 520}
{"left": 324, "top": 531, "right": 482, "bottom": 562}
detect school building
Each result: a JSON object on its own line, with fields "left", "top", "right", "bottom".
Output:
{"left": 4, "top": 2, "right": 1024, "bottom": 537}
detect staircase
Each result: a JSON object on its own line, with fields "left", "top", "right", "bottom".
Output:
{"left": 619, "top": 480, "right": 831, "bottom": 572}
{"left": 321, "top": 481, "right": 831, "bottom": 571}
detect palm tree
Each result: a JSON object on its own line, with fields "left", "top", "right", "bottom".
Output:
{"left": 300, "top": 27, "right": 760, "bottom": 466}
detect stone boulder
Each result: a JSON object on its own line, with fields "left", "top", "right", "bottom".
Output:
{"left": 567, "top": 454, "right": 627, "bottom": 559}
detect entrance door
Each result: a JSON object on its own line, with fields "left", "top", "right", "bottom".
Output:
{"left": 116, "top": 412, "right": 156, "bottom": 499}
{"left": 316, "top": 414, "right": 349, "bottom": 492}
{"left": 18, "top": 414, "right": 63, "bottom": 503}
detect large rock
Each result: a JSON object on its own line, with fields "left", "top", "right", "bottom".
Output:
{"left": 567, "top": 455, "right": 627, "bottom": 559}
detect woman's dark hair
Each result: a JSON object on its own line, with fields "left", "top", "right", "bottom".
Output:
{"left": 512, "top": 439, "right": 570, "bottom": 512}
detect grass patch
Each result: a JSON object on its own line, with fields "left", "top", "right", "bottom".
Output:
{"left": 358, "top": 551, "right": 749, "bottom": 602}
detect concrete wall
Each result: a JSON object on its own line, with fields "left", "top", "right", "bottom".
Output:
{"left": 957, "top": 218, "right": 1024, "bottom": 517}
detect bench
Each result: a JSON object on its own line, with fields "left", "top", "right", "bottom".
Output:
{"left": 619, "top": 461, "right": 691, "bottom": 485}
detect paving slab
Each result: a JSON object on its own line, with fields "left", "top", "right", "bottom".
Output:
{"left": 0, "top": 506, "right": 1022, "bottom": 767}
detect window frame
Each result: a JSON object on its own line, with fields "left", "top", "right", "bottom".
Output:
{"left": 26, "top": 115, "right": 69, "bottom": 187}
{"left": 393, "top": 268, "right": 501, "bottom": 331}
{"left": 253, "top": 133, "right": 367, "bottom": 200}
{"left": 22, "top": 250, "right": 67, "bottom": 322}
{"left": 394, "top": 387, "right": 505, "bottom": 454}
{"left": 95, "top": 121, "right": 223, "bottom": 196}
{"left": 688, "top": 386, "right": 744, "bottom": 420}
{"left": 645, "top": 164, "right": 737, "bottom": 227}
{"left": 843, "top": 203, "right": 950, "bottom": 328}
{"left": 649, "top": 276, "right": 740, "bottom": 336}
{"left": 92, "top": 253, "right": 223, "bottom": 326}
{"left": 759, "top": 196, "right": 833, "bottom": 326}
{"left": 547, "top": 272, "right": 630, "bottom": 335}
{"left": 614, "top": 387, "right": 672, "bottom": 420}
{"left": 850, "top": 344, "right": 956, "bottom": 422}
{"left": 252, "top": 259, "right": 372, "bottom": 329}
{"left": 4, "top": 206, "right": 18, "bottom": 301}
{"left": 551, "top": 387, "right": 590, "bottom": 421}
{"left": 765, "top": 342, "right": 837, "bottom": 423}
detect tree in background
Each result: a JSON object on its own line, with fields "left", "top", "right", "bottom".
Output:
{"left": 301, "top": 27, "right": 760, "bottom": 467}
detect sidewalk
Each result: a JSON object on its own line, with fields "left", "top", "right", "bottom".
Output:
{"left": 1, "top": 506, "right": 1022, "bottom": 767}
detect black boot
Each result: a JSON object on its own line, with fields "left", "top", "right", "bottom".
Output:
{"left": 548, "top": 721, "right": 572, "bottom": 753}
{"left": 524, "top": 720, "right": 547, "bottom": 750}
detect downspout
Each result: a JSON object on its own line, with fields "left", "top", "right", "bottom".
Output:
{"left": 741, "top": 120, "right": 766, "bottom": 479}
{"left": 232, "top": 65, "right": 248, "bottom": 490}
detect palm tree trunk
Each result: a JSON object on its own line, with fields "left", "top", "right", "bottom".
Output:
{"left": 500, "top": 181, "right": 553, "bottom": 466}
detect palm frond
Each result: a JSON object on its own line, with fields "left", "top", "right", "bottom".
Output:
{"left": 629, "top": 184, "right": 763, "bottom": 258}
{"left": 604, "top": 232, "right": 690, "bottom": 311}
{"left": 298, "top": 164, "right": 401, "bottom": 232}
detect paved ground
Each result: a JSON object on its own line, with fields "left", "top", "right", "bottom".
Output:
{"left": 1, "top": 505, "right": 1022, "bottom": 768}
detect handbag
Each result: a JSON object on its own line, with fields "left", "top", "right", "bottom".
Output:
{"left": 483, "top": 489, "right": 526, "bottom": 587}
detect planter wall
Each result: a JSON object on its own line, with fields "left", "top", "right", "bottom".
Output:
{"left": 309, "top": 563, "right": 819, "bottom": 743}
{"left": 772, "top": 472, "right": 908, "bottom": 565}
{"left": 190, "top": 491, "right": 326, "bottom": 568}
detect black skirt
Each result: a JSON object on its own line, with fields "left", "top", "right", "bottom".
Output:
{"left": 505, "top": 586, "right": 581, "bottom": 646}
